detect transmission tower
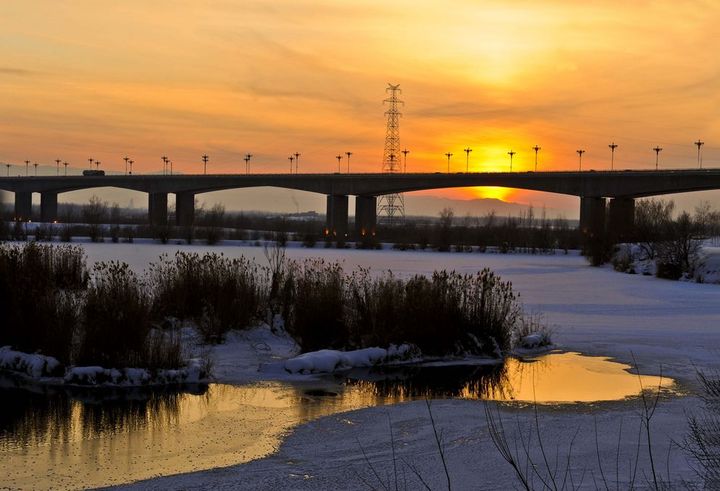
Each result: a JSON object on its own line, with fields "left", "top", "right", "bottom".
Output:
{"left": 377, "top": 83, "right": 405, "bottom": 225}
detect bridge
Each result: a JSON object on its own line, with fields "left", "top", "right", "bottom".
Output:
{"left": 2, "top": 169, "right": 720, "bottom": 240}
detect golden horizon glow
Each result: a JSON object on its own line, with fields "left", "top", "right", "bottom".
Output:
{"left": 1, "top": 1, "right": 718, "bottom": 209}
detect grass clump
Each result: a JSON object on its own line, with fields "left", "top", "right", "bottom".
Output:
{"left": 149, "top": 252, "right": 264, "bottom": 342}
{"left": 76, "top": 262, "right": 154, "bottom": 368}
{"left": 0, "top": 243, "right": 88, "bottom": 363}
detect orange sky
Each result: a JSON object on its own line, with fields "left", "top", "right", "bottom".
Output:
{"left": 1, "top": 1, "right": 719, "bottom": 212}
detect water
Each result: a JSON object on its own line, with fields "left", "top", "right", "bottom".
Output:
{"left": 0, "top": 352, "right": 675, "bottom": 490}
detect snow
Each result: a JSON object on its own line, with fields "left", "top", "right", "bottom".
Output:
{"left": 0, "top": 346, "right": 62, "bottom": 378}
{"left": 14, "top": 242, "right": 720, "bottom": 489}
{"left": 282, "top": 345, "right": 418, "bottom": 374}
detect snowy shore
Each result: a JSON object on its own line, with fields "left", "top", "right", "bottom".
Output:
{"left": 66, "top": 242, "right": 715, "bottom": 490}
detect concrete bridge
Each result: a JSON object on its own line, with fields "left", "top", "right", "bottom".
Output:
{"left": 2, "top": 169, "right": 720, "bottom": 239}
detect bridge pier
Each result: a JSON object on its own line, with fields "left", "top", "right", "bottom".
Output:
{"left": 355, "top": 196, "right": 377, "bottom": 237}
{"left": 14, "top": 192, "right": 32, "bottom": 221}
{"left": 175, "top": 192, "right": 195, "bottom": 226}
{"left": 148, "top": 192, "right": 168, "bottom": 226}
{"left": 579, "top": 197, "right": 606, "bottom": 239}
{"left": 607, "top": 197, "right": 635, "bottom": 242}
{"left": 40, "top": 192, "right": 58, "bottom": 222}
{"left": 325, "top": 195, "right": 348, "bottom": 238}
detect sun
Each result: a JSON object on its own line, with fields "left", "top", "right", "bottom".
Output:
{"left": 469, "top": 186, "right": 515, "bottom": 202}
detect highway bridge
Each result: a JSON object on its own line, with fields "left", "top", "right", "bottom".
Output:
{"left": 2, "top": 169, "right": 720, "bottom": 239}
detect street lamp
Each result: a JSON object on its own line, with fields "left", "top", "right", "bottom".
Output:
{"left": 507, "top": 150, "right": 516, "bottom": 172}
{"left": 63, "top": 162, "right": 69, "bottom": 176}
{"left": 95, "top": 161, "right": 101, "bottom": 171}
{"left": 202, "top": 154, "right": 209, "bottom": 175}
{"left": 464, "top": 147, "right": 472, "bottom": 173}
{"left": 288, "top": 156, "right": 294, "bottom": 173}
{"left": 336, "top": 155, "right": 342, "bottom": 172}
{"left": 88, "top": 158, "right": 93, "bottom": 170}
{"left": 401, "top": 149, "right": 409, "bottom": 173}
{"left": 24, "top": 160, "right": 30, "bottom": 176}
{"left": 653, "top": 146, "right": 663, "bottom": 170}
{"left": 608, "top": 143, "right": 618, "bottom": 170}
{"left": 445, "top": 152, "right": 453, "bottom": 173}
{"left": 532, "top": 145, "right": 541, "bottom": 172}
{"left": 345, "top": 151, "right": 352, "bottom": 173}
{"left": 33, "top": 162, "right": 39, "bottom": 176}
{"left": 294, "top": 152, "right": 300, "bottom": 173}
{"left": 129, "top": 159, "right": 134, "bottom": 175}
{"left": 695, "top": 139, "right": 705, "bottom": 169}
{"left": 5, "top": 164, "right": 10, "bottom": 176}
{"left": 244, "top": 154, "right": 252, "bottom": 174}
{"left": 55, "top": 159, "right": 61, "bottom": 176}
{"left": 124, "top": 156, "right": 130, "bottom": 175}
{"left": 162, "top": 156, "right": 168, "bottom": 175}
{"left": 576, "top": 149, "right": 585, "bottom": 171}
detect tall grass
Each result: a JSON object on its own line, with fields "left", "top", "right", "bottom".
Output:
{"left": 148, "top": 252, "right": 264, "bottom": 341}
{"left": 76, "top": 262, "right": 154, "bottom": 368}
{"left": 281, "top": 262, "right": 521, "bottom": 356}
{"left": 2, "top": 243, "right": 528, "bottom": 369}
{"left": 0, "top": 243, "right": 87, "bottom": 362}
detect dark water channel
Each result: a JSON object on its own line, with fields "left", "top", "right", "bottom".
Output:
{"left": 0, "top": 352, "right": 675, "bottom": 489}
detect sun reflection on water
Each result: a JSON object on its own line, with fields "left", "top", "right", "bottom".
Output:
{"left": 0, "top": 352, "right": 675, "bottom": 489}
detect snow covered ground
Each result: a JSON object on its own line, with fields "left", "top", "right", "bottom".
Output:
{"left": 42, "top": 242, "right": 720, "bottom": 488}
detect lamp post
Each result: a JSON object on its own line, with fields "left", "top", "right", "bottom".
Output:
{"left": 124, "top": 156, "right": 129, "bottom": 175}
{"left": 244, "top": 154, "right": 252, "bottom": 174}
{"left": 335, "top": 155, "right": 342, "bottom": 172}
{"left": 464, "top": 147, "right": 472, "bottom": 173}
{"left": 169, "top": 160, "right": 173, "bottom": 175}
{"left": 34, "top": 162, "right": 39, "bottom": 176}
{"left": 507, "top": 150, "right": 516, "bottom": 172}
{"left": 445, "top": 152, "right": 453, "bottom": 173}
{"left": 88, "top": 158, "right": 93, "bottom": 170}
{"left": 162, "top": 156, "right": 168, "bottom": 175}
{"left": 5, "top": 164, "right": 10, "bottom": 176}
{"left": 63, "top": 162, "right": 69, "bottom": 176}
{"left": 608, "top": 143, "right": 618, "bottom": 170}
{"left": 576, "top": 149, "right": 585, "bottom": 171}
{"left": 288, "top": 156, "right": 294, "bottom": 173}
{"left": 345, "top": 151, "right": 352, "bottom": 173}
{"left": 95, "top": 161, "right": 101, "bottom": 171}
{"left": 202, "top": 154, "right": 209, "bottom": 175}
{"left": 24, "top": 160, "right": 30, "bottom": 176}
{"left": 401, "top": 149, "right": 409, "bottom": 173}
{"left": 653, "top": 146, "right": 663, "bottom": 170}
{"left": 129, "top": 159, "right": 134, "bottom": 175}
{"left": 532, "top": 145, "right": 541, "bottom": 172}
{"left": 695, "top": 139, "right": 705, "bottom": 169}
{"left": 55, "top": 159, "right": 61, "bottom": 176}
{"left": 294, "top": 152, "right": 300, "bottom": 173}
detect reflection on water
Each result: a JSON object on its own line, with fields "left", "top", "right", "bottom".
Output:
{"left": 344, "top": 352, "right": 675, "bottom": 403}
{"left": 0, "top": 352, "right": 676, "bottom": 489}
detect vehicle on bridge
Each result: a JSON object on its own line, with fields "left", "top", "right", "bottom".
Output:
{"left": 82, "top": 170, "right": 105, "bottom": 176}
